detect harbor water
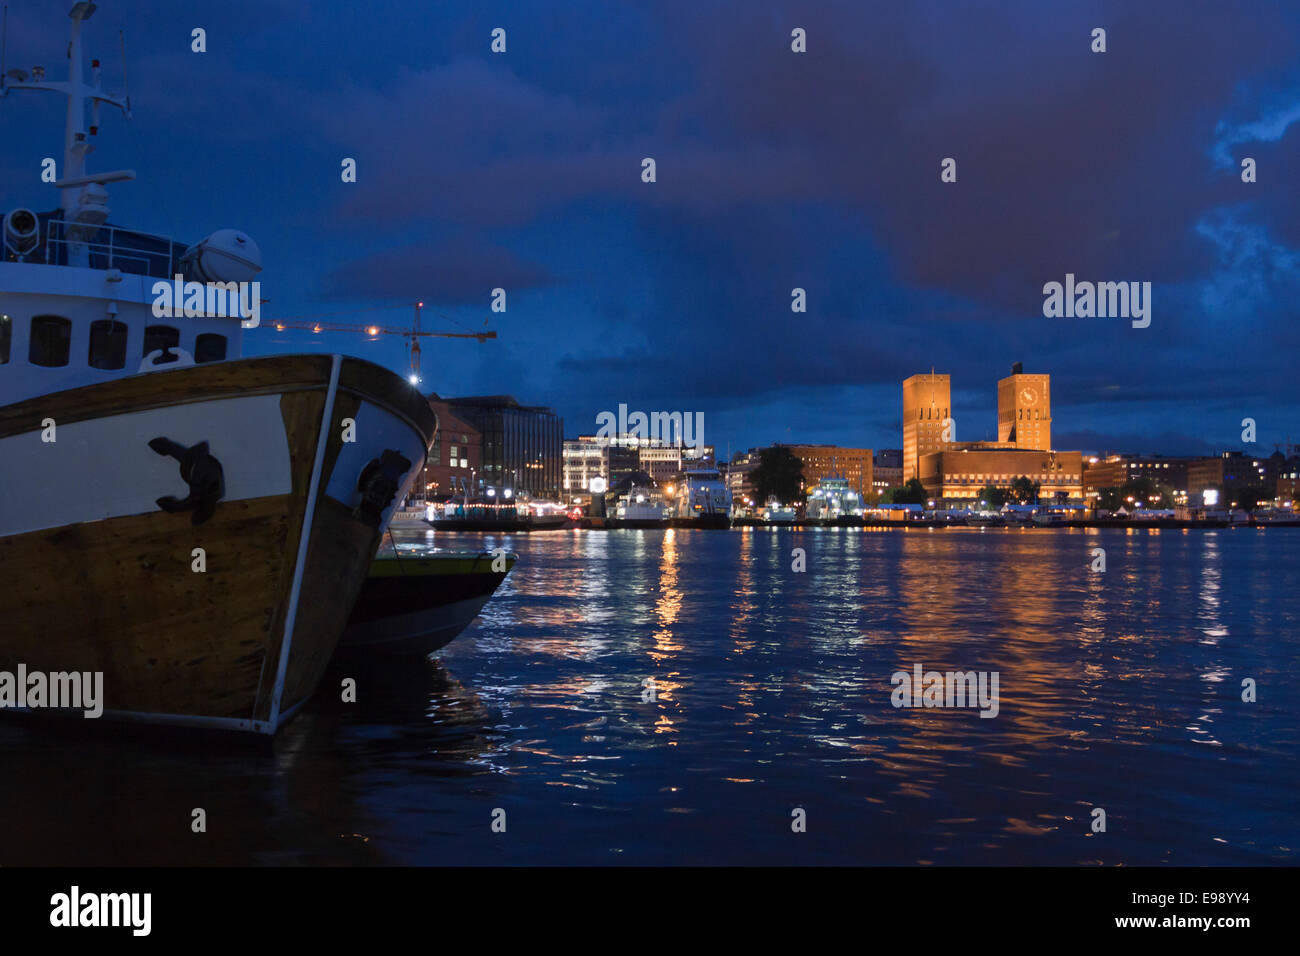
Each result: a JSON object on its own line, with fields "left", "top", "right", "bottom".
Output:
{"left": 2, "top": 526, "right": 1296, "bottom": 865}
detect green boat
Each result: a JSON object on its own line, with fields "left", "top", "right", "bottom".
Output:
{"left": 339, "top": 548, "right": 516, "bottom": 657}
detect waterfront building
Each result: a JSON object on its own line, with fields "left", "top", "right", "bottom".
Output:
{"left": 422, "top": 395, "right": 482, "bottom": 499}
{"left": 1187, "top": 452, "right": 1273, "bottom": 502}
{"left": 562, "top": 436, "right": 639, "bottom": 500}
{"left": 1082, "top": 454, "right": 1192, "bottom": 504}
{"left": 638, "top": 443, "right": 684, "bottom": 483}
{"left": 785, "top": 444, "right": 873, "bottom": 498}
{"left": 441, "top": 395, "right": 563, "bottom": 498}
{"left": 682, "top": 444, "right": 716, "bottom": 471}
{"left": 1278, "top": 466, "right": 1300, "bottom": 506}
{"left": 997, "top": 362, "right": 1051, "bottom": 450}
{"left": 918, "top": 447, "right": 1083, "bottom": 502}
{"left": 903, "top": 373, "right": 951, "bottom": 481}
{"left": 872, "top": 449, "right": 903, "bottom": 501}
{"left": 726, "top": 450, "right": 760, "bottom": 508}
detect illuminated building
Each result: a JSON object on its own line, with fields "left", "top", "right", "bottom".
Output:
{"left": 872, "top": 449, "right": 903, "bottom": 500}
{"left": 1081, "top": 454, "right": 1191, "bottom": 503}
{"left": 918, "top": 447, "right": 1083, "bottom": 501}
{"left": 902, "top": 373, "right": 951, "bottom": 481}
{"left": 423, "top": 395, "right": 481, "bottom": 499}
{"left": 562, "top": 437, "right": 639, "bottom": 498}
{"left": 1187, "top": 452, "right": 1272, "bottom": 501}
{"left": 996, "top": 362, "right": 1051, "bottom": 450}
{"left": 442, "top": 395, "right": 563, "bottom": 498}
{"left": 784, "top": 444, "right": 873, "bottom": 497}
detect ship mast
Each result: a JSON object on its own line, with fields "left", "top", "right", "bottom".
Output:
{"left": 1, "top": 2, "right": 134, "bottom": 232}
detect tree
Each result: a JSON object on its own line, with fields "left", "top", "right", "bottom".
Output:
{"left": 751, "top": 446, "right": 804, "bottom": 505}
{"left": 1097, "top": 486, "right": 1122, "bottom": 512}
{"left": 1229, "top": 483, "right": 1271, "bottom": 512}
{"left": 1120, "top": 475, "right": 1174, "bottom": 509}
{"left": 889, "top": 478, "right": 928, "bottom": 505}
{"left": 975, "top": 484, "right": 1008, "bottom": 508}
{"left": 1009, "top": 476, "right": 1041, "bottom": 504}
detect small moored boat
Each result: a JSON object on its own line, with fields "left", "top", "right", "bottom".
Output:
{"left": 339, "top": 547, "right": 516, "bottom": 656}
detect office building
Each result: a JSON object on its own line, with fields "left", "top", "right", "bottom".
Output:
{"left": 441, "top": 395, "right": 563, "bottom": 498}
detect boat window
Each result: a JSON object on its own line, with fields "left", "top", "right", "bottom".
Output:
{"left": 88, "top": 319, "right": 128, "bottom": 370}
{"left": 143, "top": 324, "right": 180, "bottom": 357}
{"left": 0, "top": 313, "right": 10, "bottom": 364}
{"left": 29, "top": 315, "right": 72, "bottom": 367}
{"left": 195, "top": 333, "right": 227, "bottom": 363}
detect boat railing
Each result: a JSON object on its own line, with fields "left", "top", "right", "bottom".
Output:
{"left": 42, "top": 217, "right": 181, "bottom": 279}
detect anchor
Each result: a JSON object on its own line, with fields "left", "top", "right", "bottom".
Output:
{"left": 148, "top": 437, "right": 225, "bottom": 525}
{"left": 353, "top": 449, "right": 411, "bottom": 526}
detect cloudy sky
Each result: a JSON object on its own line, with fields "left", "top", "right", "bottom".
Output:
{"left": 3, "top": 0, "right": 1299, "bottom": 457}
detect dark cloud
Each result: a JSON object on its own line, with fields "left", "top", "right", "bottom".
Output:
{"left": 3, "top": 0, "right": 1298, "bottom": 455}
{"left": 324, "top": 237, "right": 555, "bottom": 304}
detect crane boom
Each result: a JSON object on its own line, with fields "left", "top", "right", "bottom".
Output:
{"left": 267, "top": 320, "right": 495, "bottom": 341}
{"left": 265, "top": 302, "right": 497, "bottom": 385}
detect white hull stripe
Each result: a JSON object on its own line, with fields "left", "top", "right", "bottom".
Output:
{"left": 0, "top": 393, "right": 293, "bottom": 538}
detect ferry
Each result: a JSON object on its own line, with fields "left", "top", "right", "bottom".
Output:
{"left": 1252, "top": 507, "right": 1300, "bottom": 527}
{"left": 668, "top": 469, "right": 732, "bottom": 528}
{"left": 607, "top": 474, "right": 671, "bottom": 528}
{"left": 0, "top": 5, "right": 435, "bottom": 735}
{"left": 806, "top": 476, "right": 864, "bottom": 525}
{"left": 761, "top": 499, "right": 798, "bottom": 525}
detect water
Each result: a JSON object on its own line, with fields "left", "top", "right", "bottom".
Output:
{"left": 2, "top": 526, "right": 1296, "bottom": 865}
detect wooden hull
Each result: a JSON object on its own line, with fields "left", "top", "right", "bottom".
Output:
{"left": 0, "top": 354, "right": 436, "bottom": 734}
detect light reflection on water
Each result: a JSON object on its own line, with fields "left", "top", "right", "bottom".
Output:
{"left": 0, "top": 526, "right": 1296, "bottom": 865}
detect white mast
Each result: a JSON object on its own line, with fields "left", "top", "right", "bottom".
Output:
{"left": 2, "top": 2, "right": 134, "bottom": 241}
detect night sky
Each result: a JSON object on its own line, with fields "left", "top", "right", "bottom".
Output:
{"left": 3, "top": 0, "right": 1299, "bottom": 457}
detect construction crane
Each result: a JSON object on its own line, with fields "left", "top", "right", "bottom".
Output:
{"left": 268, "top": 302, "right": 496, "bottom": 384}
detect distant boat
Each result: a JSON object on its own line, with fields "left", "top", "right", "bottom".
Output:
{"left": 805, "top": 476, "right": 864, "bottom": 524}
{"left": 966, "top": 511, "right": 1006, "bottom": 527}
{"left": 762, "top": 499, "right": 798, "bottom": 525}
{"left": 1030, "top": 511, "right": 1068, "bottom": 527}
{"left": 339, "top": 548, "right": 515, "bottom": 657}
{"left": 1000, "top": 504, "right": 1036, "bottom": 526}
{"left": 669, "top": 469, "right": 732, "bottom": 528}
{"left": 604, "top": 472, "right": 670, "bottom": 528}
{"left": 1252, "top": 508, "right": 1300, "bottom": 526}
